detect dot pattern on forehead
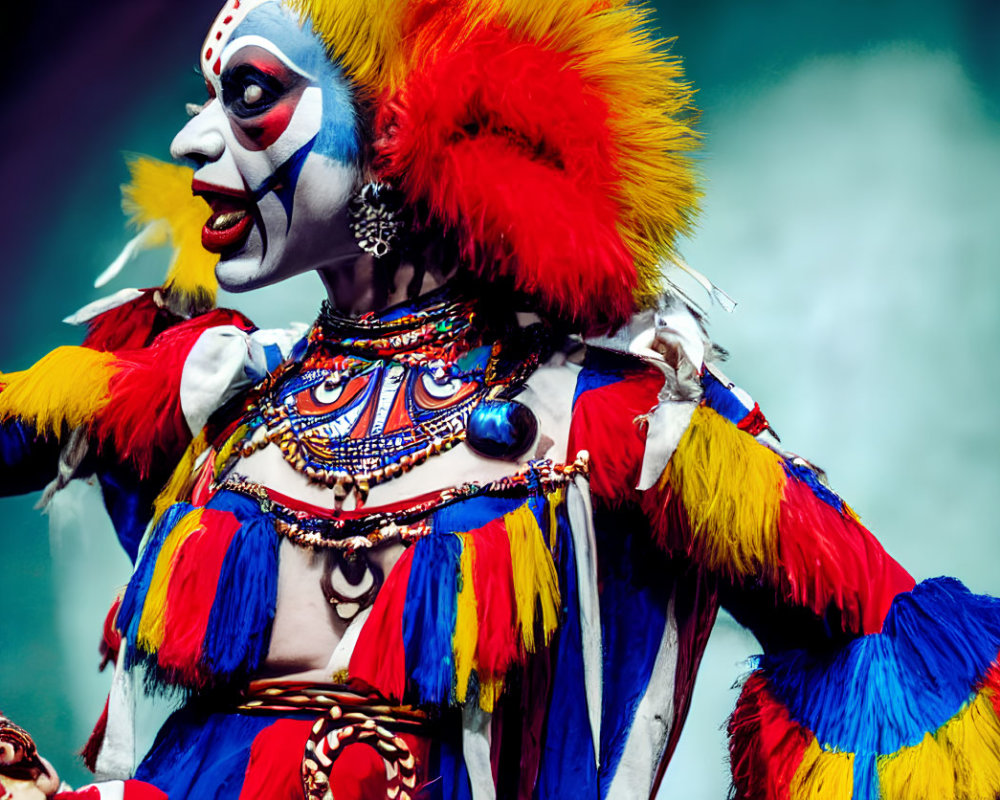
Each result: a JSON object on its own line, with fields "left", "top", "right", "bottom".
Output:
{"left": 203, "top": 0, "right": 267, "bottom": 76}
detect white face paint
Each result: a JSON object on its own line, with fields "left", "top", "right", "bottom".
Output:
{"left": 170, "top": 0, "right": 361, "bottom": 292}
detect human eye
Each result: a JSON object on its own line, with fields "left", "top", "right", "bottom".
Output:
{"left": 221, "top": 65, "right": 285, "bottom": 118}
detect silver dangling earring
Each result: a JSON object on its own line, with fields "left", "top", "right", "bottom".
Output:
{"left": 347, "top": 182, "right": 407, "bottom": 259}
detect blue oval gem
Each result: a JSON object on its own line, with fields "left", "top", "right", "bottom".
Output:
{"left": 466, "top": 400, "right": 538, "bottom": 460}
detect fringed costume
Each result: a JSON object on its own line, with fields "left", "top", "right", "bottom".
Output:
{"left": 2, "top": 1, "right": 1000, "bottom": 799}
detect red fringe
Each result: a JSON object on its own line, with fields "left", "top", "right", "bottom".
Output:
{"left": 99, "top": 596, "right": 123, "bottom": 671}
{"left": 377, "top": 24, "right": 635, "bottom": 333}
{"left": 727, "top": 672, "right": 811, "bottom": 800}
{"left": 157, "top": 509, "right": 241, "bottom": 684}
{"left": 349, "top": 546, "right": 416, "bottom": 702}
{"left": 471, "top": 518, "right": 520, "bottom": 686}
{"left": 80, "top": 695, "right": 110, "bottom": 773}
{"left": 94, "top": 309, "right": 251, "bottom": 476}
{"left": 82, "top": 291, "right": 173, "bottom": 352}
{"left": 639, "top": 479, "right": 690, "bottom": 557}
{"left": 568, "top": 367, "right": 662, "bottom": 505}
{"left": 778, "top": 478, "right": 915, "bottom": 635}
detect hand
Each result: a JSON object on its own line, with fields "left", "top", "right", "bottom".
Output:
{"left": 0, "top": 715, "right": 60, "bottom": 799}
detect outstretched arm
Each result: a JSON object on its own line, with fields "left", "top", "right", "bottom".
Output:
{"left": 640, "top": 361, "right": 1000, "bottom": 799}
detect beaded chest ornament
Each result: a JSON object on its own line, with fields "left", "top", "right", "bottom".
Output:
{"left": 233, "top": 289, "right": 546, "bottom": 509}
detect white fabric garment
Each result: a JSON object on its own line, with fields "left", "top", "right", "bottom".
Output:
{"left": 178, "top": 324, "right": 307, "bottom": 435}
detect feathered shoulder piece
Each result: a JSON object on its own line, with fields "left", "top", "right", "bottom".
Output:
{"left": 294, "top": 0, "right": 701, "bottom": 332}
{"left": 0, "top": 156, "right": 237, "bottom": 475}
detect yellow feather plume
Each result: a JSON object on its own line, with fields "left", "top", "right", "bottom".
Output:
{"left": 287, "top": 0, "right": 409, "bottom": 95}
{"left": 0, "top": 346, "right": 118, "bottom": 438}
{"left": 504, "top": 503, "right": 561, "bottom": 653}
{"left": 660, "top": 405, "right": 786, "bottom": 582}
{"left": 122, "top": 156, "right": 218, "bottom": 315}
{"left": 877, "top": 691, "right": 1000, "bottom": 799}
{"left": 790, "top": 740, "right": 855, "bottom": 800}
{"left": 453, "top": 532, "right": 479, "bottom": 705}
{"left": 136, "top": 507, "right": 205, "bottom": 653}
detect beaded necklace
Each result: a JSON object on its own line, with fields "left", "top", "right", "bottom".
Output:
{"left": 229, "top": 288, "right": 548, "bottom": 507}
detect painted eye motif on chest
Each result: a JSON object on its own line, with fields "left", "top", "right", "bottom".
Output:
{"left": 259, "top": 358, "right": 490, "bottom": 480}
{"left": 294, "top": 373, "right": 373, "bottom": 417}
{"left": 413, "top": 372, "right": 480, "bottom": 409}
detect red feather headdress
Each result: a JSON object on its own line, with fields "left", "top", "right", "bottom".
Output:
{"left": 295, "top": 0, "right": 701, "bottom": 332}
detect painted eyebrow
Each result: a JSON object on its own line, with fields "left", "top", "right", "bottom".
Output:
{"left": 220, "top": 35, "right": 318, "bottom": 82}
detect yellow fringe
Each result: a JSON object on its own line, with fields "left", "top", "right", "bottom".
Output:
{"left": 213, "top": 424, "right": 249, "bottom": 478}
{"left": 0, "top": 347, "right": 118, "bottom": 437}
{"left": 790, "top": 740, "right": 855, "bottom": 800}
{"left": 546, "top": 488, "right": 565, "bottom": 550}
{"left": 152, "top": 431, "right": 210, "bottom": 523}
{"left": 135, "top": 507, "right": 205, "bottom": 653}
{"left": 122, "top": 157, "right": 218, "bottom": 312}
{"left": 877, "top": 691, "right": 1000, "bottom": 799}
{"left": 660, "top": 405, "right": 786, "bottom": 582}
{"left": 288, "top": 0, "right": 409, "bottom": 96}
{"left": 453, "top": 532, "right": 479, "bottom": 705}
{"left": 504, "top": 503, "right": 561, "bottom": 654}
{"left": 478, "top": 674, "right": 504, "bottom": 714}
{"left": 293, "top": 0, "right": 699, "bottom": 308}
{"left": 843, "top": 502, "right": 862, "bottom": 524}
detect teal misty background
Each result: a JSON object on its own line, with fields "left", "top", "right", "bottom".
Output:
{"left": 0, "top": 0, "right": 998, "bottom": 794}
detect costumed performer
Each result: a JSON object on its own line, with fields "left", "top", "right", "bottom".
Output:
{"left": 3, "top": 0, "right": 1000, "bottom": 798}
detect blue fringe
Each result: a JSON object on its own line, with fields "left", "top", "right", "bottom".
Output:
{"left": 403, "top": 533, "right": 462, "bottom": 705}
{"left": 119, "top": 502, "right": 193, "bottom": 665}
{"left": 783, "top": 460, "right": 844, "bottom": 512}
{"left": 853, "top": 751, "right": 878, "bottom": 800}
{"left": 199, "top": 491, "right": 280, "bottom": 682}
{"left": 763, "top": 577, "right": 1000, "bottom": 754}
{"left": 700, "top": 370, "right": 750, "bottom": 424}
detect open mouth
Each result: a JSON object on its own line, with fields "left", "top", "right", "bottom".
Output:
{"left": 194, "top": 181, "right": 256, "bottom": 255}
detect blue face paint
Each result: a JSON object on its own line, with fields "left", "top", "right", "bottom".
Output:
{"left": 173, "top": 0, "right": 363, "bottom": 293}
{"left": 251, "top": 135, "right": 317, "bottom": 244}
{"left": 229, "top": 2, "right": 359, "bottom": 164}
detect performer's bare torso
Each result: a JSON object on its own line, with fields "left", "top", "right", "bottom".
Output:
{"left": 235, "top": 350, "right": 581, "bottom": 681}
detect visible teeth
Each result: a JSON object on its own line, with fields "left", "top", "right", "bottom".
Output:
{"left": 210, "top": 210, "right": 247, "bottom": 230}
